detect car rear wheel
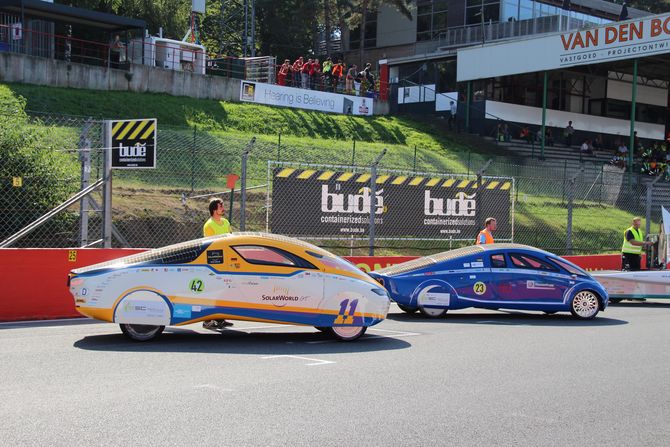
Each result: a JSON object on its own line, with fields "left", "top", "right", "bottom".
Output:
{"left": 570, "top": 290, "right": 600, "bottom": 319}
{"left": 120, "top": 324, "right": 165, "bottom": 342}
{"left": 397, "top": 304, "right": 418, "bottom": 314}
{"left": 418, "top": 306, "right": 447, "bottom": 318}
{"left": 326, "top": 326, "right": 367, "bottom": 341}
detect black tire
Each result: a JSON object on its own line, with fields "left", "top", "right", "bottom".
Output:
{"left": 120, "top": 324, "right": 165, "bottom": 342}
{"left": 325, "top": 326, "right": 367, "bottom": 341}
{"left": 570, "top": 290, "right": 600, "bottom": 320}
{"left": 397, "top": 304, "right": 418, "bottom": 314}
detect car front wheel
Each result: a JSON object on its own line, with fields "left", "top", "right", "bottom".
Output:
{"left": 570, "top": 290, "right": 600, "bottom": 319}
{"left": 120, "top": 324, "right": 165, "bottom": 342}
{"left": 326, "top": 326, "right": 367, "bottom": 341}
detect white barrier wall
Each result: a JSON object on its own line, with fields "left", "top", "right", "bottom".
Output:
{"left": 485, "top": 100, "right": 665, "bottom": 140}
{"left": 240, "top": 81, "right": 374, "bottom": 116}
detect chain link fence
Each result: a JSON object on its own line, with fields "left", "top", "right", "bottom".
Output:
{"left": 1, "top": 111, "right": 661, "bottom": 256}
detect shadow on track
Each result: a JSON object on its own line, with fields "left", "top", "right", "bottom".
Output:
{"left": 386, "top": 311, "right": 628, "bottom": 326}
{"left": 73, "top": 327, "right": 413, "bottom": 355}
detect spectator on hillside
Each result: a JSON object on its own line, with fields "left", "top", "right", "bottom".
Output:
{"left": 345, "top": 64, "right": 357, "bottom": 94}
{"left": 310, "top": 58, "right": 321, "bottom": 90}
{"left": 502, "top": 124, "right": 511, "bottom": 142}
{"left": 564, "top": 121, "right": 575, "bottom": 147}
{"left": 580, "top": 138, "right": 593, "bottom": 155}
{"left": 331, "top": 60, "right": 344, "bottom": 92}
{"left": 301, "top": 58, "right": 312, "bottom": 89}
{"left": 520, "top": 125, "right": 532, "bottom": 144}
{"left": 292, "top": 57, "right": 303, "bottom": 87}
{"left": 354, "top": 69, "right": 363, "bottom": 96}
{"left": 110, "top": 34, "right": 126, "bottom": 67}
{"left": 449, "top": 101, "right": 457, "bottom": 131}
{"left": 592, "top": 134, "right": 603, "bottom": 150}
{"left": 322, "top": 57, "right": 333, "bottom": 89}
{"left": 545, "top": 128, "right": 554, "bottom": 147}
{"left": 278, "top": 59, "right": 291, "bottom": 86}
{"left": 362, "top": 63, "right": 375, "bottom": 94}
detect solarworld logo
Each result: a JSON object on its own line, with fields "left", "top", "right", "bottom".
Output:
{"left": 424, "top": 191, "right": 476, "bottom": 216}
{"left": 321, "top": 185, "right": 384, "bottom": 214}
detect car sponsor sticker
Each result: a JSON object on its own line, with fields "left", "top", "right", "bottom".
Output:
{"left": 189, "top": 278, "right": 205, "bottom": 293}
{"left": 207, "top": 249, "right": 224, "bottom": 264}
{"left": 473, "top": 281, "right": 486, "bottom": 295}
{"left": 173, "top": 304, "right": 192, "bottom": 318}
{"left": 526, "top": 280, "right": 555, "bottom": 290}
{"left": 471, "top": 261, "right": 484, "bottom": 268}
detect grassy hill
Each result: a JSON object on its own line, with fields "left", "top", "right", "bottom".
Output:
{"left": 1, "top": 82, "right": 647, "bottom": 255}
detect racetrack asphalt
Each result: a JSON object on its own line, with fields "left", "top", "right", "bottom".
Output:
{"left": 1, "top": 302, "right": 669, "bottom": 446}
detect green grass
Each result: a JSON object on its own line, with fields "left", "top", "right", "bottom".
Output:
{"left": 1, "top": 82, "right": 651, "bottom": 254}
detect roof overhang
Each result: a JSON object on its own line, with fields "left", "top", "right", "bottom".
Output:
{"left": 0, "top": 0, "right": 146, "bottom": 31}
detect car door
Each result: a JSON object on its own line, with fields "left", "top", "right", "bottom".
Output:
{"left": 450, "top": 255, "right": 497, "bottom": 306}
{"left": 494, "top": 252, "right": 568, "bottom": 304}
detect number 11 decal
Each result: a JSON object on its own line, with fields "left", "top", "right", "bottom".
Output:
{"left": 334, "top": 298, "right": 359, "bottom": 324}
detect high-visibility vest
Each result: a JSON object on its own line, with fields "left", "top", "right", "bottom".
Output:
{"left": 476, "top": 229, "right": 494, "bottom": 245}
{"left": 621, "top": 226, "right": 643, "bottom": 254}
{"left": 203, "top": 217, "right": 231, "bottom": 237}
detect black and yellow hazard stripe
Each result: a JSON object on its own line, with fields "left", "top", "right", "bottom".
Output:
{"left": 111, "top": 119, "right": 156, "bottom": 141}
{"left": 275, "top": 168, "right": 512, "bottom": 190}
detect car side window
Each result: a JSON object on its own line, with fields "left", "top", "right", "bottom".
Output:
{"left": 509, "top": 253, "right": 558, "bottom": 272}
{"left": 232, "top": 245, "right": 316, "bottom": 269}
{"left": 490, "top": 254, "right": 506, "bottom": 268}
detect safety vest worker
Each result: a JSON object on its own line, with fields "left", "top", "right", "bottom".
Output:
{"left": 621, "top": 217, "right": 649, "bottom": 271}
{"left": 476, "top": 217, "right": 496, "bottom": 245}
{"left": 203, "top": 198, "right": 232, "bottom": 237}
{"left": 621, "top": 226, "right": 643, "bottom": 255}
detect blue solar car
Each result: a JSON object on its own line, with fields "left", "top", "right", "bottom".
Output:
{"left": 369, "top": 244, "right": 608, "bottom": 320}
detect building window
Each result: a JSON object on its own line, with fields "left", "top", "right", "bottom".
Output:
{"left": 350, "top": 10, "right": 377, "bottom": 50}
{"left": 466, "top": 1, "right": 501, "bottom": 26}
{"left": 416, "top": 1, "right": 449, "bottom": 42}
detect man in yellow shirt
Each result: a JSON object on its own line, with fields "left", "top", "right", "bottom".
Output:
{"left": 202, "top": 198, "right": 233, "bottom": 330}
{"left": 203, "top": 198, "right": 231, "bottom": 236}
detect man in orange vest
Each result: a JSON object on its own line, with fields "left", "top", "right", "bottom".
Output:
{"left": 476, "top": 217, "right": 496, "bottom": 245}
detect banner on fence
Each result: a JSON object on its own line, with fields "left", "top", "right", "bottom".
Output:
{"left": 270, "top": 166, "right": 513, "bottom": 240}
{"left": 240, "top": 81, "right": 374, "bottom": 116}
{"left": 109, "top": 118, "right": 157, "bottom": 169}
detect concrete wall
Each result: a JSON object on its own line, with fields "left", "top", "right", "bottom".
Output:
{"left": 0, "top": 52, "right": 240, "bottom": 101}
{"left": 0, "top": 52, "right": 389, "bottom": 114}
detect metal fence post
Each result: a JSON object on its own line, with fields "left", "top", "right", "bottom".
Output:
{"left": 240, "top": 137, "right": 256, "bottom": 231}
{"left": 476, "top": 159, "right": 493, "bottom": 231}
{"left": 191, "top": 126, "right": 197, "bottom": 192}
{"left": 566, "top": 170, "right": 581, "bottom": 255}
{"left": 646, "top": 175, "right": 662, "bottom": 235}
{"left": 102, "top": 120, "right": 112, "bottom": 248}
{"left": 369, "top": 148, "right": 387, "bottom": 256}
{"left": 352, "top": 140, "right": 356, "bottom": 166}
{"left": 78, "top": 119, "right": 93, "bottom": 247}
{"left": 277, "top": 132, "right": 281, "bottom": 161}
{"left": 413, "top": 145, "right": 417, "bottom": 172}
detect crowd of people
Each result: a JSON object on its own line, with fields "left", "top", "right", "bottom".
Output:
{"left": 276, "top": 57, "right": 377, "bottom": 96}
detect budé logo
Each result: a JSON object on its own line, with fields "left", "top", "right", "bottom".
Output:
{"left": 321, "top": 185, "right": 384, "bottom": 214}
{"left": 424, "top": 191, "right": 476, "bottom": 216}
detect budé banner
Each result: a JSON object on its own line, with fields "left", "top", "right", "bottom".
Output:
{"left": 270, "top": 167, "right": 513, "bottom": 240}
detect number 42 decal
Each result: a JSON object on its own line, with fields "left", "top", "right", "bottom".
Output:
{"left": 334, "top": 299, "right": 358, "bottom": 325}
{"left": 189, "top": 278, "right": 204, "bottom": 293}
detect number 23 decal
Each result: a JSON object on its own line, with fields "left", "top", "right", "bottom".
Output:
{"left": 473, "top": 281, "right": 486, "bottom": 295}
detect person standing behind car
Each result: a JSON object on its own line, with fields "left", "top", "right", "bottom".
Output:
{"left": 203, "top": 198, "right": 231, "bottom": 236}
{"left": 621, "top": 216, "right": 651, "bottom": 271}
{"left": 476, "top": 217, "right": 496, "bottom": 245}
{"left": 202, "top": 198, "right": 233, "bottom": 330}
